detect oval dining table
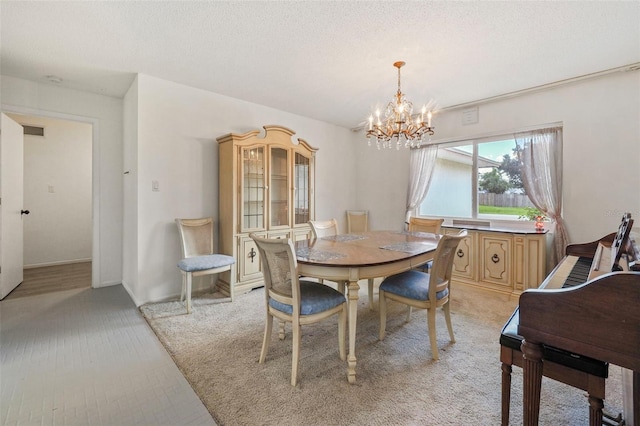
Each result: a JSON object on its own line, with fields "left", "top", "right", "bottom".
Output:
{"left": 295, "top": 230, "right": 441, "bottom": 383}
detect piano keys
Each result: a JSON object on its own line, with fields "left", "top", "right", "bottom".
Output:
{"left": 540, "top": 255, "right": 592, "bottom": 290}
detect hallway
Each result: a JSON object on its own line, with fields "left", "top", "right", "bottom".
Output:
{"left": 5, "top": 263, "right": 92, "bottom": 300}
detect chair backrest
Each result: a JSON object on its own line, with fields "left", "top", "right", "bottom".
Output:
{"left": 175, "top": 217, "right": 214, "bottom": 258}
{"left": 309, "top": 219, "right": 339, "bottom": 238}
{"left": 408, "top": 217, "right": 444, "bottom": 234}
{"left": 346, "top": 210, "right": 368, "bottom": 233}
{"left": 429, "top": 229, "right": 467, "bottom": 299}
{"left": 250, "top": 234, "right": 301, "bottom": 314}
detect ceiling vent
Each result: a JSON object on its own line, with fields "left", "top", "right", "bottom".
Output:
{"left": 23, "top": 125, "right": 45, "bottom": 137}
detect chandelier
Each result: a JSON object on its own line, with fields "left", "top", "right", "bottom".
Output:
{"left": 366, "top": 61, "right": 434, "bottom": 150}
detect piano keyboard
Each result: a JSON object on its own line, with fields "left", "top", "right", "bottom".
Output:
{"left": 561, "top": 256, "right": 592, "bottom": 287}
{"left": 541, "top": 255, "right": 593, "bottom": 290}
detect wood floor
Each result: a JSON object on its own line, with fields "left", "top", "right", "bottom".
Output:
{"left": 4, "top": 262, "right": 91, "bottom": 299}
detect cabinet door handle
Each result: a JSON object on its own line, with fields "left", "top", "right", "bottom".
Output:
{"left": 248, "top": 247, "right": 257, "bottom": 263}
{"left": 456, "top": 249, "right": 464, "bottom": 258}
{"left": 491, "top": 253, "right": 500, "bottom": 263}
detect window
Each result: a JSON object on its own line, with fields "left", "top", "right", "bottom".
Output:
{"left": 419, "top": 134, "right": 537, "bottom": 220}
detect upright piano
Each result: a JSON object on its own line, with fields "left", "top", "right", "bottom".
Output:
{"left": 500, "top": 213, "right": 640, "bottom": 426}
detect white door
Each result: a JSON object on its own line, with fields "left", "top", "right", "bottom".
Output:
{"left": 0, "top": 113, "right": 25, "bottom": 299}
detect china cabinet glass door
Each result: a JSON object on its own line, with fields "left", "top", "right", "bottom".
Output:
{"left": 241, "top": 146, "right": 265, "bottom": 231}
{"left": 269, "top": 147, "right": 289, "bottom": 228}
{"left": 293, "top": 152, "right": 311, "bottom": 226}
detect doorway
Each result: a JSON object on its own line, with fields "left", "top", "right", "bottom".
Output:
{"left": 6, "top": 113, "right": 93, "bottom": 295}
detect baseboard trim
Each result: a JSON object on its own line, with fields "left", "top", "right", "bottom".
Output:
{"left": 120, "top": 280, "right": 144, "bottom": 307}
{"left": 24, "top": 258, "right": 92, "bottom": 269}
{"left": 94, "top": 280, "right": 121, "bottom": 288}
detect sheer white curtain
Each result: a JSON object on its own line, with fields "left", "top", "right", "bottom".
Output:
{"left": 405, "top": 144, "right": 438, "bottom": 223}
{"left": 515, "top": 127, "right": 567, "bottom": 267}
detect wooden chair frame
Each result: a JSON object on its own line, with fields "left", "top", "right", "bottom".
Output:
{"left": 408, "top": 217, "right": 444, "bottom": 234}
{"left": 379, "top": 229, "right": 467, "bottom": 360}
{"left": 346, "top": 210, "right": 368, "bottom": 234}
{"left": 251, "top": 233, "right": 346, "bottom": 386}
{"left": 175, "top": 217, "right": 235, "bottom": 313}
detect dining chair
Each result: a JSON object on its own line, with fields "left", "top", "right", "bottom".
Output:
{"left": 309, "top": 218, "right": 339, "bottom": 238}
{"left": 408, "top": 217, "right": 444, "bottom": 234}
{"left": 175, "top": 217, "right": 235, "bottom": 314}
{"left": 379, "top": 229, "right": 467, "bottom": 360}
{"left": 308, "top": 219, "right": 342, "bottom": 289}
{"left": 250, "top": 233, "right": 346, "bottom": 386}
{"left": 408, "top": 217, "right": 445, "bottom": 272}
{"left": 346, "top": 210, "right": 368, "bottom": 233}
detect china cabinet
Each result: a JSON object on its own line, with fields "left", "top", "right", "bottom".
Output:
{"left": 217, "top": 125, "right": 317, "bottom": 296}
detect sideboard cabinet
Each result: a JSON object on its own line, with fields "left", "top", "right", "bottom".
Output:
{"left": 443, "top": 225, "right": 547, "bottom": 296}
{"left": 217, "top": 125, "right": 317, "bottom": 296}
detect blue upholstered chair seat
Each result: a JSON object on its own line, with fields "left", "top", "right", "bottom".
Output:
{"left": 177, "top": 254, "right": 235, "bottom": 272}
{"left": 380, "top": 270, "right": 448, "bottom": 301}
{"left": 269, "top": 281, "right": 346, "bottom": 315}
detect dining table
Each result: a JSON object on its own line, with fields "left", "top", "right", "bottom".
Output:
{"left": 295, "top": 230, "right": 441, "bottom": 383}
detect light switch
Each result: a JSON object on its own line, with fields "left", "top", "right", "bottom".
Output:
{"left": 48, "top": 185, "right": 55, "bottom": 193}
{"left": 152, "top": 180, "right": 160, "bottom": 192}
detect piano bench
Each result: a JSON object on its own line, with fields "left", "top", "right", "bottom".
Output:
{"left": 500, "top": 308, "right": 608, "bottom": 426}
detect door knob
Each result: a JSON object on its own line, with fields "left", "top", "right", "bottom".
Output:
{"left": 21, "top": 209, "right": 30, "bottom": 215}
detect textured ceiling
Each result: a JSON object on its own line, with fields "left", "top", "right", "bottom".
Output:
{"left": 2, "top": 1, "right": 639, "bottom": 129}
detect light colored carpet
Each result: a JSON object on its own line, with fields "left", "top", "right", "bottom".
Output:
{"left": 140, "top": 281, "right": 623, "bottom": 426}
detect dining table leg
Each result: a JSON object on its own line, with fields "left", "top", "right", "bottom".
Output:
{"left": 347, "top": 279, "right": 360, "bottom": 383}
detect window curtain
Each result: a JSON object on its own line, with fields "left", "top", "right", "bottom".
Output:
{"left": 515, "top": 127, "right": 567, "bottom": 267}
{"left": 405, "top": 144, "right": 438, "bottom": 224}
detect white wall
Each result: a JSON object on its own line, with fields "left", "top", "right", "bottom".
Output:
{"left": 124, "top": 74, "right": 358, "bottom": 305}
{"left": 351, "top": 138, "right": 411, "bottom": 231}
{"left": 1, "top": 75, "right": 124, "bottom": 287}
{"left": 358, "top": 71, "right": 640, "bottom": 244}
{"left": 8, "top": 114, "right": 92, "bottom": 267}
{"left": 5, "top": 69, "right": 637, "bottom": 305}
